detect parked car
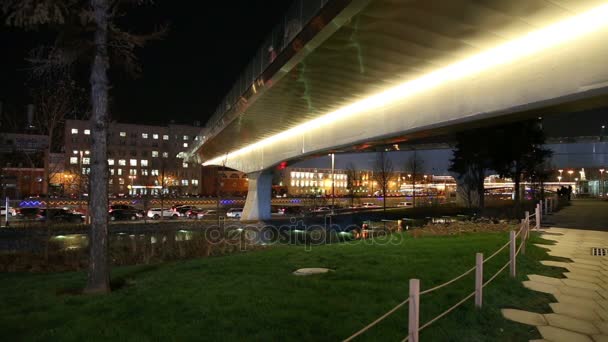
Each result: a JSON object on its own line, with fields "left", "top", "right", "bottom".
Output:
{"left": 109, "top": 209, "right": 140, "bottom": 221}
{"left": 16, "top": 207, "right": 42, "bottom": 220}
{"left": 172, "top": 205, "right": 195, "bottom": 217}
{"left": 0, "top": 206, "right": 17, "bottom": 217}
{"left": 184, "top": 207, "right": 205, "bottom": 219}
{"left": 195, "top": 209, "right": 218, "bottom": 219}
{"left": 38, "top": 208, "right": 85, "bottom": 223}
{"left": 397, "top": 202, "right": 413, "bottom": 207}
{"left": 362, "top": 203, "right": 380, "bottom": 208}
{"left": 109, "top": 205, "right": 144, "bottom": 219}
{"left": 226, "top": 208, "right": 243, "bottom": 218}
{"left": 311, "top": 207, "right": 331, "bottom": 213}
{"left": 147, "top": 208, "right": 177, "bottom": 219}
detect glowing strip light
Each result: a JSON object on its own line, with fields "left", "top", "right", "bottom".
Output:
{"left": 204, "top": 3, "right": 608, "bottom": 166}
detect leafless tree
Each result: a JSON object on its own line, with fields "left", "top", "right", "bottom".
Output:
{"left": 405, "top": 150, "right": 425, "bottom": 208}
{"left": 3, "top": 0, "right": 166, "bottom": 294}
{"left": 30, "top": 73, "right": 87, "bottom": 196}
{"left": 345, "top": 162, "right": 359, "bottom": 207}
{"left": 372, "top": 151, "right": 394, "bottom": 212}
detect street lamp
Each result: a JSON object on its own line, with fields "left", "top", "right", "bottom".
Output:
{"left": 567, "top": 170, "right": 574, "bottom": 182}
{"left": 557, "top": 176, "right": 562, "bottom": 184}
{"left": 328, "top": 153, "right": 335, "bottom": 211}
{"left": 600, "top": 168, "right": 605, "bottom": 197}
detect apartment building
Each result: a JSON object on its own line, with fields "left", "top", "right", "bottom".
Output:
{"left": 64, "top": 120, "right": 203, "bottom": 197}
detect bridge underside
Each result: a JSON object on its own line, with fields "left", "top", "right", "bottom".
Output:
{"left": 197, "top": 0, "right": 608, "bottom": 173}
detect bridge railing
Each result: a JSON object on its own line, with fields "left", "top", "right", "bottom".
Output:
{"left": 205, "top": 0, "right": 331, "bottom": 136}
{"left": 342, "top": 199, "right": 553, "bottom": 341}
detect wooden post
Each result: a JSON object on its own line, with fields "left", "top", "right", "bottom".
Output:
{"left": 520, "top": 219, "right": 526, "bottom": 255}
{"left": 510, "top": 230, "right": 516, "bottom": 277}
{"left": 525, "top": 211, "right": 530, "bottom": 231}
{"left": 535, "top": 205, "right": 541, "bottom": 230}
{"left": 408, "top": 279, "right": 420, "bottom": 342}
{"left": 475, "top": 253, "right": 483, "bottom": 308}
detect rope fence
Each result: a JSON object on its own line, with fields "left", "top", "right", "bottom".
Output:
{"left": 343, "top": 197, "right": 553, "bottom": 342}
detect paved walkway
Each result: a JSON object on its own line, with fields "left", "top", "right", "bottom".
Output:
{"left": 502, "top": 199, "right": 608, "bottom": 342}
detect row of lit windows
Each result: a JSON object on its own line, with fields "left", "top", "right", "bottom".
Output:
{"left": 290, "top": 180, "right": 348, "bottom": 188}
{"left": 108, "top": 178, "right": 199, "bottom": 186}
{"left": 290, "top": 171, "right": 347, "bottom": 180}
{"left": 71, "top": 128, "right": 198, "bottom": 143}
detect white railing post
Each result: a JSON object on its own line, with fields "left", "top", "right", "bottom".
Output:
{"left": 525, "top": 211, "right": 530, "bottom": 229}
{"left": 535, "top": 205, "right": 541, "bottom": 230}
{"left": 408, "top": 279, "right": 420, "bottom": 342}
{"left": 475, "top": 253, "right": 483, "bottom": 308}
{"left": 510, "top": 230, "right": 516, "bottom": 277}
{"left": 520, "top": 219, "right": 527, "bottom": 255}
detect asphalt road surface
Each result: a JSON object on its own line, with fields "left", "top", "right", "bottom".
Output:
{"left": 549, "top": 198, "right": 608, "bottom": 231}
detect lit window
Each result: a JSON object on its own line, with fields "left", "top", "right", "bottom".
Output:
{"left": 183, "top": 162, "right": 188, "bottom": 168}
{"left": 183, "top": 135, "right": 188, "bottom": 140}
{"left": 151, "top": 169, "right": 159, "bottom": 176}
{"left": 109, "top": 179, "right": 113, "bottom": 185}
{"left": 84, "top": 129, "right": 90, "bottom": 135}
{"left": 108, "top": 159, "right": 115, "bottom": 166}
{"left": 162, "top": 152, "right": 169, "bottom": 158}
{"left": 82, "top": 167, "right": 90, "bottom": 175}
{"left": 73, "top": 150, "right": 78, "bottom": 155}
{"left": 192, "top": 179, "right": 199, "bottom": 185}
{"left": 141, "top": 169, "right": 149, "bottom": 176}
{"left": 153, "top": 134, "right": 159, "bottom": 140}
{"left": 71, "top": 128, "right": 78, "bottom": 134}
{"left": 142, "top": 133, "right": 148, "bottom": 139}
{"left": 152, "top": 151, "right": 159, "bottom": 158}
{"left": 110, "top": 169, "right": 115, "bottom": 176}
{"left": 118, "top": 159, "right": 126, "bottom": 166}
{"left": 119, "top": 178, "right": 124, "bottom": 185}
{"left": 85, "top": 150, "right": 90, "bottom": 155}
{"left": 183, "top": 143, "right": 188, "bottom": 148}
{"left": 163, "top": 135, "right": 169, "bottom": 140}
{"left": 182, "top": 180, "right": 189, "bottom": 186}
{"left": 129, "top": 169, "right": 137, "bottom": 176}
{"left": 70, "top": 157, "right": 78, "bottom": 164}
{"left": 117, "top": 169, "right": 123, "bottom": 176}
{"left": 130, "top": 159, "right": 137, "bottom": 167}
{"left": 120, "top": 131, "right": 126, "bottom": 137}
{"left": 82, "top": 157, "right": 90, "bottom": 165}
{"left": 194, "top": 136, "right": 200, "bottom": 141}
{"left": 140, "top": 160, "right": 148, "bottom": 167}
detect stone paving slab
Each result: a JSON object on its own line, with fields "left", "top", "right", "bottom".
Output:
{"left": 503, "top": 227, "right": 608, "bottom": 342}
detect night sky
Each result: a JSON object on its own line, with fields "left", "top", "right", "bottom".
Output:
{"left": 0, "top": 1, "right": 292, "bottom": 126}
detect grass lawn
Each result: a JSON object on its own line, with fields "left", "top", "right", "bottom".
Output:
{"left": 0, "top": 232, "right": 564, "bottom": 341}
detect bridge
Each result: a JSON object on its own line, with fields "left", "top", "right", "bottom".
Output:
{"left": 192, "top": 0, "right": 608, "bottom": 220}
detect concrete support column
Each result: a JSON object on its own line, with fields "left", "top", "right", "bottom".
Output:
{"left": 241, "top": 170, "right": 272, "bottom": 221}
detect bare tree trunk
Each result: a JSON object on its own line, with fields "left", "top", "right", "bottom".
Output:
{"left": 85, "top": 0, "right": 110, "bottom": 294}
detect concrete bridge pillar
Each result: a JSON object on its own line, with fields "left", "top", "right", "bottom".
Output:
{"left": 241, "top": 170, "right": 272, "bottom": 221}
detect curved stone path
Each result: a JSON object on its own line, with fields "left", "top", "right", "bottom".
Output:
{"left": 502, "top": 227, "right": 608, "bottom": 342}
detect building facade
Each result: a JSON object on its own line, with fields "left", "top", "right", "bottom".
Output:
{"left": 64, "top": 120, "right": 203, "bottom": 197}
{"left": 200, "top": 166, "right": 248, "bottom": 197}
{"left": 0, "top": 132, "right": 49, "bottom": 198}
{"left": 277, "top": 167, "right": 349, "bottom": 196}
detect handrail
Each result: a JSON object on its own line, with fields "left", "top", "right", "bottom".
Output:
{"left": 342, "top": 298, "right": 410, "bottom": 342}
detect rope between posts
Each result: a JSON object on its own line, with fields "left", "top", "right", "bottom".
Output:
{"left": 342, "top": 298, "right": 410, "bottom": 342}
{"left": 420, "top": 266, "right": 476, "bottom": 295}
{"left": 516, "top": 238, "right": 524, "bottom": 256}
{"left": 484, "top": 240, "right": 510, "bottom": 263}
{"left": 483, "top": 260, "right": 511, "bottom": 287}
{"left": 400, "top": 291, "right": 476, "bottom": 342}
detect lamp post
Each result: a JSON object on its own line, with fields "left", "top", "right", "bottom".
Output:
{"left": 567, "top": 170, "right": 574, "bottom": 182}
{"left": 557, "top": 176, "right": 562, "bottom": 184}
{"left": 329, "top": 153, "right": 335, "bottom": 212}
{"left": 600, "top": 168, "right": 605, "bottom": 197}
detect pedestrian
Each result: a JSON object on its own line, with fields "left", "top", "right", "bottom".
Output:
{"left": 567, "top": 185, "right": 572, "bottom": 201}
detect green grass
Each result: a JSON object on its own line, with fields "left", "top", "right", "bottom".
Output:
{"left": 0, "top": 232, "right": 564, "bottom": 341}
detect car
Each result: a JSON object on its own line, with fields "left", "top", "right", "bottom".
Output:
{"left": 397, "top": 202, "right": 413, "bottom": 207}
{"left": 226, "top": 208, "right": 243, "bottom": 218}
{"left": 109, "top": 209, "right": 140, "bottom": 221}
{"left": 38, "top": 208, "right": 85, "bottom": 223}
{"left": 362, "top": 203, "right": 380, "bottom": 208}
{"left": 15, "top": 207, "right": 42, "bottom": 219}
{"left": 172, "top": 205, "right": 195, "bottom": 217}
{"left": 0, "top": 206, "right": 17, "bottom": 217}
{"left": 147, "top": 208, "right": 177, "bottom": 219}
{"left": 195, "top": 209, "right": 218, "bottom": 219}
{"left": 109, "top": 205, "right": 144, "bottom": 218}
{"left": 311, "top": 207, "right": 331, "bottom": 213}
